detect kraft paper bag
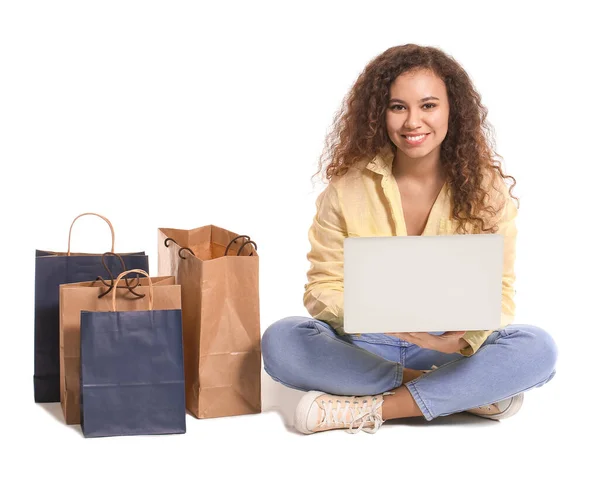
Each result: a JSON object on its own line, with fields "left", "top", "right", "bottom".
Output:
{"left": 34, "top": 213, "right": 148, "bottom": 402}
{"left": 157, "top": 225, "right": 261, "bottom": 419}
{"left": 79, "top": 270, "right": 186, "bottom": 437}
{"left": 60, "top": 271, "right": 180, "bottom": 425}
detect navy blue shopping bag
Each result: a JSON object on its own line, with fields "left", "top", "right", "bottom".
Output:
{"left": 80, "top": 269, "right": 186, "bottom": 438}
{"left": 34, "top": 213, "right": 148, "bottom": 403}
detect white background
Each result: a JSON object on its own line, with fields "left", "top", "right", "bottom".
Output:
{"left": 1, "top": 1, "right": 597, "bottom": 480}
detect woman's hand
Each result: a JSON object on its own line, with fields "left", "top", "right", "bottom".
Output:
{"left": 388, "top": 331, "right": 468, "bottom": 354}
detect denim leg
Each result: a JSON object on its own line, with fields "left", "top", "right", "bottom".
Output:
{"left": 403, "top": 344, "right": 464, "bottom": 370}
{"left": 261, "top": 316, "right": 403, "bottom": 396}
{"left": 404, "top": 324, "right": 558, "bottom": 421}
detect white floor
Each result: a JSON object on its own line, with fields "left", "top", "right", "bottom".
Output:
{"left": 8, "top": 365, "right": 594, "bottom": 482}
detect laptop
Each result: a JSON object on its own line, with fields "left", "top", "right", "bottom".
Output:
{"left": 343, "top": 234, "right": 504, "bottom": 334}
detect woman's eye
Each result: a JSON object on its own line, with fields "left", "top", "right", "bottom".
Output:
{"left": 390, "top": 104, "right": 437, "bottom": 111}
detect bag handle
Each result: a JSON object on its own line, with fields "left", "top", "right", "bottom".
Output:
{"left": 96, "top": 252, "right": 144, "bottom": 299}
{"left": 164, "top": 237, "right": 178, "bottom": 248}
{"left": 111, "top": 269, "right": 153, "bottom": 312}
{"left": 224, "top": 235, "right": 258, "bottom": 256}
{"left": 224, "top": 235, "right": 250, "bottom": 255}
{"left": 236, "top": 240, "right": 257, "bottom": 256}
{"left": 178, "top": 247, "right": 195, "bottom": 259}
{"left": 166, "top": 234, "right": 258, "bottom": 258}
{"left": 164, "top": 237, "right": 196, "bottom": 260}
{"left": 68, "top": 213, "right": 115, "bottom": 256}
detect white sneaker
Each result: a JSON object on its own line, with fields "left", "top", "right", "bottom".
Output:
{"left": 294, "top": 391, "right": 393, "bottom": 435}
{"left": 465, "top": 393, "right": 524, "bottom": 420}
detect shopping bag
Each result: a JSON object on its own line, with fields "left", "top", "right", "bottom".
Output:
{"left": 80, "top": 269, "right": 186, "bottom": 437}
{"left": 59, "top": 254, "right": 177, "bottom": 424}
{"left": 34, "top": 213, "right": 148, "bottom": 402}
{"left": 157, "top": 225, "right": 261, "bottom": 418}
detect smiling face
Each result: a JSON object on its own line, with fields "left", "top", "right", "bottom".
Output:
{"left": 385, "top": 69, "right": 450, "bottom": 164}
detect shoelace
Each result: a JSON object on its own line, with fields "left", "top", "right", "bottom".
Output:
{"left": 317, "top": 395, "right": 389, "bottom": 434}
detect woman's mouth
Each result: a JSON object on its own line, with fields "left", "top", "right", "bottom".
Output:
{"left": 401, "top": 133, "right": 430, "bottom": 146}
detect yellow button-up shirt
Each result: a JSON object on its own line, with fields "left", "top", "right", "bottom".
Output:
{"left": 303, "top": 146, "right": 518, "bottom": 356}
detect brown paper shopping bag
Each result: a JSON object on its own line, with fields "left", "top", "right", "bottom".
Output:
{"left": 59, "top": 270, "right": 181, "bottom": 425}
{"left": 157, "top": 225, "right": 261, "bottom": 419}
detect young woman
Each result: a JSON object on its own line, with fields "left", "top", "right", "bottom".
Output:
{"left": 261, "top": 44, "right": 558, "bottom": 435}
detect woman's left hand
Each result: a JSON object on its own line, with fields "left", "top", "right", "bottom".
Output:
{"left": 388, "top": 331, "right": 468, "bottom": 354}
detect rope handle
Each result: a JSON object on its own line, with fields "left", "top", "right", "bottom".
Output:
{"left": 111, "top": 269, "right": 153, "bottom": 312}
{"left": 67, "top": 213, "right": 115, "bottom": 256}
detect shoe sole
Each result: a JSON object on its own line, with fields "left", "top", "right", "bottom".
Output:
{"left": 294, "top": 390, "right": 325, "bottom": 434}
{"left": 474, "top": 393, "right": 525, "bottom": 421}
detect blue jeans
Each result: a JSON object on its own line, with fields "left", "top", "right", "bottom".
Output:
{"left": 262, "top": 316, "right": 558, "bottom": 421}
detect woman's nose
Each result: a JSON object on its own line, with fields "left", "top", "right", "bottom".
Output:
{"left": 404, "top": 109, "right": 422, "bottom": 129}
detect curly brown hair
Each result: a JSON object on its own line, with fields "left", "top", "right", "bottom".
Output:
{"left": 313, "top": 43, "right": 518, "bottom": 234}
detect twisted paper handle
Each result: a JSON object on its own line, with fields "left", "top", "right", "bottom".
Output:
{"left": 111, "top": 269, "right": 153, "bottom": 311}
{"left": 67, "top": 213, "right": 115, "bottom": 256}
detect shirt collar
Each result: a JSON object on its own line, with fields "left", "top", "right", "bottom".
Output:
{"left": 365, "top": 144, "right": 395, "bottom": 176}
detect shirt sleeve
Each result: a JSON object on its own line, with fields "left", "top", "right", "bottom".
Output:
{"left": 303, "top": 182, "right": 346, "bottom": 334}
{"left": 459, "top": 185, "right": 518, "bottom": 356}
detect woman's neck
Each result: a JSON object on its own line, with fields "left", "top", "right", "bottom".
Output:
{"left": 392, "top": 149, "right": 445, "bottom": 184}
